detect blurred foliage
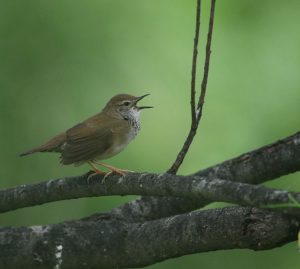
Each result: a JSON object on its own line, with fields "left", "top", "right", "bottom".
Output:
{"left": 0, "top": 0, "right": 300, "bottom": 268}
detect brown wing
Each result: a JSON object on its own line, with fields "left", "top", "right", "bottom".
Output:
{"left": 61, "top": 116, "right": 114, "bottom": 165}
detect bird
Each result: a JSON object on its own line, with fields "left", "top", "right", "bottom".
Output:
{"left": 20, "top": 93, "right": 152, "bottom": 177}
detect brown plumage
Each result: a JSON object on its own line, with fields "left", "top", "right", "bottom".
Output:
{"left": 20, "top": 94, "right": 152, "bottom": 172}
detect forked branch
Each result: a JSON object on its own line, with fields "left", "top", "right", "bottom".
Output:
{"left": 168, "top": 0, "right": 216, "bottom": 174}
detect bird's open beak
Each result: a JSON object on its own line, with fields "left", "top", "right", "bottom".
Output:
{"left": 135, "top": 94, "right": 153, "bottom": 110}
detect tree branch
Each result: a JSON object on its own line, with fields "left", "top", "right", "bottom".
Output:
{"left": 196, "top": 0, "right": 215, "bottom": 112}
{"left": 2, "top": 168, "right": 300, "bottom": 215}
{"left": 194, "top": 131, "right": 300, "bottom": 183}
{"left": 167, "top": 0, "right": 216, "bottom": 174}
{"left": 111, "top": 131, "right": 300, "bottom": 221}
{"left": 1, "top": 131, "right": 300, "bottom": 218}
{"left": 0, "top": 207, "right": 298, "bottom": 269}
{"left": 190, "top": 0, "right": 201, "bottom": 125}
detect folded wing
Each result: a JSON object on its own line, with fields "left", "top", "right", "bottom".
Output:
{"left": 61, "top": 121, "right": 113, "bottom": 165}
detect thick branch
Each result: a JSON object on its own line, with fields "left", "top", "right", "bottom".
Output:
{"left": 112, "top": 131, "right": 300, "bottom": 221}
{"left": 2, "top": 170, "right": 300, "bottom": 215}
{"left": 1, "top": 132, "right": 300, "bottom": 219}
{"left": 0, "top": 207, "right": 298, "bottom": 269}
{"left": 195, "top": 131, "right": 300, "bottom": 183}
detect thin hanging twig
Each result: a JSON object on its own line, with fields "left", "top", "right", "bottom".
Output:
{"left": 190, "top": 0, "right": 201, "bottom": 126}
{"left": 168, "top": 0, "right": 216, "bottom": 174}
{"left": 196, "top": 0, "right": 216, "bottom": 113}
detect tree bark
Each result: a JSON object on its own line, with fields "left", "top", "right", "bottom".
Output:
{"left": 112, "top": 131, "right": 300, "bottom": 222}
{"left": 0, "top": 207, "right": 298, "bottom": 269}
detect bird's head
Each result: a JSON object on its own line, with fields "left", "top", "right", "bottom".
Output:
{"left": 103, "top": 94, "right": 153, "bottom": 119}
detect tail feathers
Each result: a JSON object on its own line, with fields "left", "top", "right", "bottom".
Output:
{"left": 20, "top": 149, "right": 39, "bottom": 157}
{"left": 19, "top": 145, "right": 55, "bottom": 157}
{"left": 20, "top": 132, "right": 66, "bottom": 157}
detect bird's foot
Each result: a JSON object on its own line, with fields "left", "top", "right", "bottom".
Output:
{"left": 102, "top": 167, "right": 134, "bottom": 181}
{"left": 88, "top": 161, "right": 134, "bottom": 183}
{"left": 87, "top": 169, "right": 106, "bottom": 184}
{"left": 96, "top": 163, "right": 134, "bottom": 183}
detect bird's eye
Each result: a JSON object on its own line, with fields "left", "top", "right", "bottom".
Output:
{"left": 123, "top": 101, "right": 131, "bottom": 106}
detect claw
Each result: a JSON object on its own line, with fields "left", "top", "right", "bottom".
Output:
{"left": 87, "top": 170, "right": 105, "bottom": 184}
{"left": 87, "top": 163, "right": 105, "bottom": 184}
{"left": 102, "top": 167, "right": 133, "bottom": 182}
{"left": 102, "top": 171, "right": 112, "bottom": 183}
{"left": 87, "top": 161, "right": 134, "bottom": 183}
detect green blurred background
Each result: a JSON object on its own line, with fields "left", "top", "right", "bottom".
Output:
{"left": 1, "top": 0, "right": 300, "bottom": 268}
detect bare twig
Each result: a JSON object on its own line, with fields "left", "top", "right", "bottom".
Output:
{"left": 168, "top": 0, "right": 216, "bottom": 174}
{"left": 197, "top": 0, "right": 216, "bottom": 113}
{"left": 190, "top": 0, "right": 201, "bottom": 125}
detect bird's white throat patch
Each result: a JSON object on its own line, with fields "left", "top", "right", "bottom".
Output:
{"left": 130, "top": 108, "right": 140, "bottom": 120}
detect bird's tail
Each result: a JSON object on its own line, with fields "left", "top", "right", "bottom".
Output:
{"left": 20, "top": 133, "right": 66, "bottom": 157}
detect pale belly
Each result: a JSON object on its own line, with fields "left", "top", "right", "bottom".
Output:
{"left": 98, "top": 127, "right": 138, "bottom": 160}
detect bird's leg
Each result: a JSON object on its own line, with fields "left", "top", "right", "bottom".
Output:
{"left": 87, "top": 161, "right": 106, "bottom": 183}
{"left": 92, "top": 161, "right": 134, "bottom": 178}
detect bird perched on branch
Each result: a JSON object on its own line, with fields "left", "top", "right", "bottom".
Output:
{"left": 20, "top": 93, "right": 152, "bottom": 177}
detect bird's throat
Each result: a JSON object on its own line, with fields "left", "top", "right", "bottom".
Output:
{"left": 124, "top": 110, "right": 141, "bottom": 131}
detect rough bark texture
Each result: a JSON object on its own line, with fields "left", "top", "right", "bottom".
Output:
{"left": 2, "top": 172, "right": 300, "bottom": 215}
{"left": 112, "top": 131, "right": 300, "bottom": 222}
{"left": 196, "top": 131, "right": 300, "bottom": 183}
{"left": 2, "top": 132, "right": 299, "bottom": 218}
{"left": 0, "top": 207, "right": 298, "bottom": 269}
